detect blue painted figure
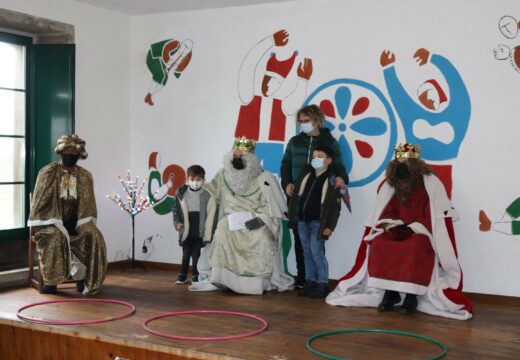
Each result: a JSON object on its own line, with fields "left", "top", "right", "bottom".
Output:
{"left": 380, "top": 48, "right": 471, "bottom": 161}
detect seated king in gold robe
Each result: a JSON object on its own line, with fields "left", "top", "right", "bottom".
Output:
{"left": 28, "top": 134, "right": 107, "bottom": 295}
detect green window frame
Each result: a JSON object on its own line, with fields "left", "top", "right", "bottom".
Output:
{"left": 0, "top": 30, "right": 75, "bottom": 255}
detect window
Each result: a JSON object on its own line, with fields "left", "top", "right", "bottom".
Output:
{"left": 0, "top": 26, "right": 74, "bottom": 272}
{"left": 0, "top": 32, "right": 30, "bottom": 235}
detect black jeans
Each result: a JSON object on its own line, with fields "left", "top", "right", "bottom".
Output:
{"left": 180, "top": 237, "right": 202, "bottom": 277}
{"left": 293, "top": 227, "right": 306, "bottom": 282}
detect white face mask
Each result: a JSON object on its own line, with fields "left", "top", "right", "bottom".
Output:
{"left": 301, "top": 122, "right": 315, "bottom": 134}
{"left": 188, "top": 180, "right": 203, "bottom": 190}
{"left": 311, "top": 157, "right": 326, "bottom": 170}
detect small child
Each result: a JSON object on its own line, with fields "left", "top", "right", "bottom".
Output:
{"left": 172, "top": 165, "right": 217, "bottom": 284}
{"left": 288, "top": 146, "right": 342, "bottom": 298}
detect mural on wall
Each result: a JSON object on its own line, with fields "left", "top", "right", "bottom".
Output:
{"left": 304, "top": 79, "right": 397, "bottom": 188}
{"left": 380, "top": 48, "right": 471, "bottom": 197}
{"left": 303, "top": 48, "right": 470, "bottom": 191}
{"left": 144, "top": 39, "right": 193, "bottom": 106}
{"left": 147, "top": 151, "right": 186, "bottom": 215}
{"left": 480, "top": 198, "right": 520, "bottom": 235}
{"left": 494, "top": 15, "right": 520, "bottom": 74}
{"left": 234, "top": 29, "right": 313, "bottom": 175}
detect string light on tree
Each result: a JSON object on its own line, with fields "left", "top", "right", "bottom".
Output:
{"left": 106, "top": 170, "right": 157, "bottom": 268}
{"left": 106, "top": 170, "right": 154, "bottom": 216}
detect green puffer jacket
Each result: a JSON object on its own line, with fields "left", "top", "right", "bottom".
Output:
{"left": 281, "top": 128, "right": 348, "bottom": 191}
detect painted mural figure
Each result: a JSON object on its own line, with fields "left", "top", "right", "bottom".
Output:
{"left": 28, "top": 135, "right": 107, "bottom": 295}
{"left": 144, "top": 39, "right": 193, "bottom": 106}
{"left": 380, "top": 48, "right": 471, "bottom": 197}
{"left": 326, "top": 144, "right": 473, "bottom": 320}
{"left": 493, "top": 15, "right": 520, "bottom": 74}
{"left": 190, "top": 137, "right": 293, "bottom": 294}
{"left": 147, "top": 152, "right": 186, "bottom": 215}
{"left": 235, "top": 29, "right": 313, "bottom": 174}
{"left": 479, "top": 198, "right": 520, "bottom": 235}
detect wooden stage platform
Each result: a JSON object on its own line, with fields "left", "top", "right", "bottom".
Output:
{"left": 1, "top": 267, "right": 519, "bottom": 359}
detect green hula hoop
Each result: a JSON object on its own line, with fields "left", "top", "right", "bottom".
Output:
{"left": 306, "top": 329, "right": 448, "bottom": 360}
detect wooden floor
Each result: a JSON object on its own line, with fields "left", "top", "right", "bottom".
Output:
{"left": 1, "top": 267, "right": 520, "bottom": 359}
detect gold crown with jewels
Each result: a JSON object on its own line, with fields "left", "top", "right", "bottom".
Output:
{"left": 394, "top": 143, "right": 420, "bottom": 159}
{"left": 232, "top": 137, "right": 256, "bottom": 153}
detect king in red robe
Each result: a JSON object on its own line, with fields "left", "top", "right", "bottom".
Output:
{"left": 326, "top": 144, "right": 473, "bottom": 320}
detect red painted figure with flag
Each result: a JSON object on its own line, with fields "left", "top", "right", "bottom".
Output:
{"left": 235, "top": 29, "right": 313, "bottom": 175}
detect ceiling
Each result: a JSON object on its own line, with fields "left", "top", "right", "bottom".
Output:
{"left": 74, "top": 0, "right": 295, "bottom": 15}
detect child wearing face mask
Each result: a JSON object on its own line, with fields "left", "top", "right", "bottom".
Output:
{"left": 288, "top": 146, "right": 342, "bottom": 299}
{"left": 172, "top": 165, "right": 217, "bottom": 284}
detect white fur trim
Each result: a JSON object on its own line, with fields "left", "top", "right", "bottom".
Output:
{"left": 367, "top": 277, "right": 428, "bottom": 295}
{"left": 76, "top": 217, "right": 96, "bottom": 227}
{"left": 210, "top": 266, "right": 271, "bottom": 295}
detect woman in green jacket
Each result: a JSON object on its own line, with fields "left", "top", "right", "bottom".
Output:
{"left": 281, "top": 104, "right": 348, "bottom": 288}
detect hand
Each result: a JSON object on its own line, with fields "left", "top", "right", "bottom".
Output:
{"left": 273, "top": 29, "right": 289, "bottom": 46}
{"left": 413, "top": 48, "right": 430, "bottom": 66}
{"left": 493, "top": 44, "right": 511, "bottom": 60}
{"left": 286, "top": 183, "right": 294, "bottom": 197}
{"left": 380, "top": 50, "right": 396, "bottom": 67}
{"left": 175, "top": 224, "right": 183, "bottom": 231}
{"left": 245, "top": 217, "right": 264, "bottom": 230}
{"left": 334, "top": 176, "right": 345, "bottom": 189}
{"left": 322, "top": 228, "right": 332, "bottom": 237}
{"left": 297, "top": 58, "right": 313, "bottom": 80}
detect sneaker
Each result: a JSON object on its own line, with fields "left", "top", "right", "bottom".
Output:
{"left": 175, "top": 275, "right": 187, "bottom": 285}
{"left": 191, "top": 275, "right": 199, "bottom": 283}
{"left": 294, "top": 277, "right": 306, "bottom": 289}
{"left": 298, "top": 281, "right": 315, "bottom": 297}
{"left": 308, "top": 283, "right": 330, "bottom": 299}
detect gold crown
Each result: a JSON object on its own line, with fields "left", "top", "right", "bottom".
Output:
{"left": 394, "top": 143, "right": 420, "bottom": 159}
{"left": 232, "top": 137, "right": 256, "bottom": 153}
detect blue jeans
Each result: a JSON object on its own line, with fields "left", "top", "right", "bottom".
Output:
{"left": 297, "top": 220, "right": 328, "bottom": 284}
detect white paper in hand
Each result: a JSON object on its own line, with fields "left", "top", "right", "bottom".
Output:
{"left": 228, "top": 211, "right": 253, "bottom": 231}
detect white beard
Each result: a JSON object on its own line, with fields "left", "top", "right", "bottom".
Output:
{"left": 223, "top": 151, "right": 262, "bottom": 195}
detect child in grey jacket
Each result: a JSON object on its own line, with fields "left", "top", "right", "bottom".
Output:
{"left": 172, "top": 165, "right": 217, "bottom": 284}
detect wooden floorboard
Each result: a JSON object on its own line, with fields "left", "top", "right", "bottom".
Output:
{"left": 0, "top": 267, "right": 519, "bottom": 359}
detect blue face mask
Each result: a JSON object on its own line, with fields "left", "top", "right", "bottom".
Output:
{"left": 311, "top": 157, "right": 326, "bottom": 170}
{"left": 300, "top": 122, "right": 315, "bottom": 134}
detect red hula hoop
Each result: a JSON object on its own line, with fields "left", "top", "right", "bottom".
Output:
{"left": 143, "top": 310, "right": 268, "bottom": 341}
{"left": 17, "top": 298, "right": 136, "bottom": 325}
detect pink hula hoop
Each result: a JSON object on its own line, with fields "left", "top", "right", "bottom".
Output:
{"left": 143, "top": 310, "right": 268, "bottom": 341}
{"left": 17, "top": 298, "right": 136, "bottom": 325}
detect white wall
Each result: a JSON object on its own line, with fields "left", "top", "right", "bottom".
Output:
{"left": 129, "top": 0, "right": 520, "bottom": 297}
{"left": 5, "top": 0, "right": 520, "bottom": 297}
{"left": 0, "top": 0, "right": 132, "bottom": 262}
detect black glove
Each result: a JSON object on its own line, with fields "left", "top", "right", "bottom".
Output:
{"left": 245, "top": 217, "right": 264, "bottom": 230}
{"left": 202, "top": 240, "right": 211, "bottom": 247}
